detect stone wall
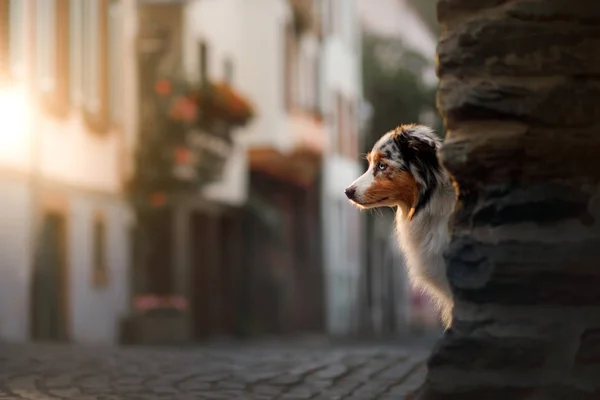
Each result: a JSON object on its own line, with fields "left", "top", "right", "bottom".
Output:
{"left": 421, "top": 0, "right": 600, "bottom": 398}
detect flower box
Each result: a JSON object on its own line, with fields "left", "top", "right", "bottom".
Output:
{"left": 119, "top": 295, "right": 191, "bottom": 346}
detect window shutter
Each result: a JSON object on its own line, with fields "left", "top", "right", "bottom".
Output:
{"left": 108, "top": 0, "right": 123, "bottom": 125}
{"left": 69, "top": 0, "right": 83, "bottom": 105}
{"left": 32, "top": 0, "right": 69, "bottom": 118}
{"left": 36, "top": 0, "right": 56, "bottom": 93}
{"left": 55, "top": 0, "right": 70, "bottom": 115}
{"left": 80, "top": 0, "right": 110, "bottom": 134}
{"left": 83, "top": 0, "right": 100, "bottom": 112}
{"left": 8, "top": 0, "right": 26, "bottom": 80}
{"left": 0, "top": 0, "right": 9, "bottom": 79}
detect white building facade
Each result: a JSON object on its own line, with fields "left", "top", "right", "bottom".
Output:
{"left": 0, "top": 0, "right": 136, "bottom": 344}
{"left": 319, "top": 0, "right": 364, "bottom": 336}
{"left": 171, "top": 0, "right": 365, "bottom": 337}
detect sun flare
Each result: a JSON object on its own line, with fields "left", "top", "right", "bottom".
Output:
{"left": 0, "top": 84, "right": 32, "bottom": 156}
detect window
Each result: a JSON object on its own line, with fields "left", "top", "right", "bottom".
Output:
{"left": 198, "top": 41, "right": 208, "bottom": 84}
{"left": 36, "top": 0, "right": 57, "bottom": 93}
{"left": 108, "top": 0, "right": 123, "bottom": 124}
{"left": 335, "top": 93, "right": 358, "bottom": 158}
{"left": 92, "top": 213, "right": 109, "bottom": 288}
{"left": 83, "top": 0, "right": 100, "bottom": 111}
{"left": 0, "top": 0, "right": 8, "bottom": 79}
{"left": 346, "top": 99, "right": 358, "bottom": 158}
{"left": 327, "top": 0, "right": 336, "bottom": 37}
{"left": 8, "top": 0, "right": 26, "bottom": 79}
{"left": 32, "top": 0, "right": 70, "bottom": 117}
{"left": 223, "top": 57, "right": 233, "bottom": 85}
{"left": 70, "top": 0, "right": 83, "bottom": 104}
{"left": 336, "top": 92, "right": 344, "bottom": 154}
{"left": 70, "top": 0, "right": 110, "bottom": 132}
{"left": 283, "top": 22, "right": 295, "bottom": 110}
{"left": 313, "top": 56, "right": 321, "bottom": 115}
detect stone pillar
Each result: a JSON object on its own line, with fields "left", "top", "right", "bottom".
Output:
{"left": 422, "top": 0, "right": 600, "bottom": 397}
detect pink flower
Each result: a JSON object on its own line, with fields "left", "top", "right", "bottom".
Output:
{"left": 170, "top": 97, "right": 197, "bottom": 122}
{"left": 174, "top": 147, "right": 192, "bottom": 165}
{"left": 134, "top": 295, "right": 161, "bottom": 312}
{"left": 155, "top": 80, "right": 172, "bottom": 96}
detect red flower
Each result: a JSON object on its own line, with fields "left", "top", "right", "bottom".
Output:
{"left": 174, "top": 147, "right": 192, "bottom": 165}
{"left": 155, "top": 79, "right": 172, "bottom": 96}
{"left": 169, "top": 96, "right": 197, "bottom": 122}
{"left": 149, "top": 192, "right": 167, "bottom": 207}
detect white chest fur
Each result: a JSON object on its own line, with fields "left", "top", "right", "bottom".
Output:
{"left": 395, "top": 183, "right": 456, "bottom": 327}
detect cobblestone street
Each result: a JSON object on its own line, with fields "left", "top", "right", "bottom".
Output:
{"left": 0, "top": 341, "right": 431, "bottom": 400}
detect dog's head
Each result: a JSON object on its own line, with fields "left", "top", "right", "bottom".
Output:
{"left": 345, "top": 124, "right": 442, "bottom": 219}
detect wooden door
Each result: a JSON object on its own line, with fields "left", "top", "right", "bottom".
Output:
{"left": 30, "top": 213, "right": 69, "bottom": 341}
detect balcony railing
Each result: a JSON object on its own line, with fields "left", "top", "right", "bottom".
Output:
{"left": 289, "top": 110, "right": 328, "bottom": 155}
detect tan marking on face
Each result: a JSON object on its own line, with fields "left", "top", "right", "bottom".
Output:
{"left": 369, "top": 151, "right": 384, "bottom": 165}
{"left": 361, "top": 170, "right": 419, "bottom": 216}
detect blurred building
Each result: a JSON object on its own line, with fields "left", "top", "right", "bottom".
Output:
{"left": 0, "top": 0, "right": 137, "bottom": 343}
{"left": 318, "top": 0, "right": 364, "bottom": 336}
{"left": 0, "top": 0, "right": 364, "bottom": 344}
{"left": 358, "top": 0, "right": 437, "bottom": 84}
{"left": 136, "top": 0, "right": 364, "bottom": 340}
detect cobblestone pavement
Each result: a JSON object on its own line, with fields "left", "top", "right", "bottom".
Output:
{"left": 0, "top": 341, "right": 431, "bottom": 400}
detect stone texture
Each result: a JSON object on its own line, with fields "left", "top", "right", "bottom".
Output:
{"left": 439, "top": 78, "right": 600, "bottom": 129}
{"left": 0, "top": 342, "right": 429, "bottom": 399}
{"left": 423, "top": 0, "right": 600, "bottom": 397}
{"left": 428, "top": 335, "right": 548, "bottom": 370}
{"left": 438, "top": 20, "right": 600, "bottom": 78}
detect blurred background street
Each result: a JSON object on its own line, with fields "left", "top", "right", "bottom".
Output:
{"left": 0, "top": 0, "right": 441, "bottom": 397}
{"left": 0, "top": 0, "right": 441, "bottom": 347}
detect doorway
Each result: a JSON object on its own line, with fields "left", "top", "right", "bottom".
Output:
{"left": 30, "top": 212, "right": 69, "bottom": 341}
{"left": 190, "top": 212, "right": 243, "bottom": 340}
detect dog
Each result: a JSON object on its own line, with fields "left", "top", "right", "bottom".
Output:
{"left": 345, "top": 124, "right": 456, "bottom": 328}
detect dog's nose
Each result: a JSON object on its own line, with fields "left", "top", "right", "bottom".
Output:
{"left": 345, "top": 187, "right": 356, "bottom": 200}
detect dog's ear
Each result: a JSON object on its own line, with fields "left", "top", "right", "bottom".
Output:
{"left": 393, "top": 127, "right": 411, "bottom": 154}
{"left": 393, "top": 127, "right": 438, "bottom": 162}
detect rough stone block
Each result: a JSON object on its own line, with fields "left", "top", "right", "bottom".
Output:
{"left": 506, "top": 0, "right": 600, "bottom": 25}
{"left": 438, "top": 18, "right": 600, "bottom": 77}
{"left": 441, "top": 134, "right": 600, "bottom": 186}
{"left": 437, "top": 0, "right": 511, "bottom": 26}
{"left": 453, "top": 272, "right": 600, "bottom": 306}
{"left": 446, "top": 237, "right": 600, "bottom": 290}
{"left": 575, "top": 329, "right": 600, "bottom": 365}
{"left": 428, "top": 336, "right": 548, "bottom": 370}
{"left": 438, "top": 78, "right": 600, "bottom": 128}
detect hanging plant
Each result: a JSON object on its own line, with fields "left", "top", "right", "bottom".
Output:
{"left": 191, "top": 82, "right": 255, "bottom": 127}
{"left": 128, "top": 76, "right": 256, "bottom": 210}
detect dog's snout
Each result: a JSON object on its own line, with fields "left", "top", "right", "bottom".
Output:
{"left": 345, "top": 187, "right": 356, "bottom": 200}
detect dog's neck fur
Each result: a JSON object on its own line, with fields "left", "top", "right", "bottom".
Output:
{"left": 395, "top": 170, "right": 456, "bottom": 327}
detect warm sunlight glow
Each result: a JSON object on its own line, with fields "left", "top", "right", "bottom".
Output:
{"left": 0, "top": 85, "right": 31, "bottom": 156}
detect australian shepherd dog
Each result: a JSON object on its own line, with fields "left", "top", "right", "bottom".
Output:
{"left": 345, "top": 124, "right": 456, "bottom": 328}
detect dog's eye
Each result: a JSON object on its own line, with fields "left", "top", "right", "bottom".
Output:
{"left": 377, "top": 162, "right": 387, "bottom": 171}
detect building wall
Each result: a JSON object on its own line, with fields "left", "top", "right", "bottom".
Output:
{"left": 68, "top": 193, "right": 130, "bottom": 343}
{"left": 0, "top": 177, "right": 33, "bottom": 341}
{"left": 320, "top": 0, "right": 364, "bottom": 336}
{"left": 182, "top": 0, "right": 290, "bottom": 206}
{"left": 0, "top": 0, "right": 134, "bottom": 343}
